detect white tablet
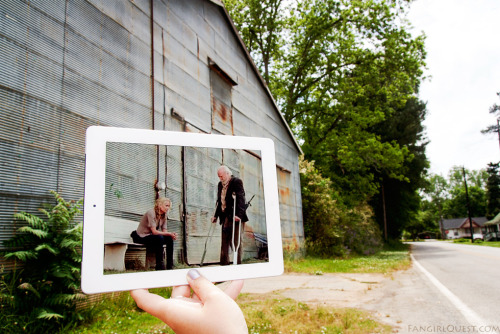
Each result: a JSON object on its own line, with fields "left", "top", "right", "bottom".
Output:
{"left": 81, "top": 126, "right": 283, "bottom": 294}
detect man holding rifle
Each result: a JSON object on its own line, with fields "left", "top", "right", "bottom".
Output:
{"left": 211, "top": 165, "right": 248, "bottom": 265}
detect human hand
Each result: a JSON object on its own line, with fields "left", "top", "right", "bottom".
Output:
{"left": 234, "top": 215, "right": 241, "bottom": 222}
{"left": 170, "top": 232, "right": 178, "bottom": 240}
{"left": 211, "top": 216, "right": 217, "bottom": 224}
{"left": 130, "top": 269, "right": 247, "bottom": 334}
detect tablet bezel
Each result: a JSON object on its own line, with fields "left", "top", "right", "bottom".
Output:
{"left": 81, "top": 126, "right": 283, "bottom": 294}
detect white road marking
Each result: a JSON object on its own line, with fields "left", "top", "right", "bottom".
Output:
{"left": 410, "top": 254, "right": 496, "bottom": 331}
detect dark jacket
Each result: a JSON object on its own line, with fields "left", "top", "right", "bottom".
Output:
{"left": 214, "top": 176, "right": 248, "bottom": 223}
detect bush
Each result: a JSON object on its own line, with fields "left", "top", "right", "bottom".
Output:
{"left": 0, "top": 191, "right": 84, "bottom": 333}
{"left": 300, "top": 157, "right": 382, "bottom": 257}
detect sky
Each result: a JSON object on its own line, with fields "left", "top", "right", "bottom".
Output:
{"left": 407, "top": 0, "right": 500, "bottom": 176}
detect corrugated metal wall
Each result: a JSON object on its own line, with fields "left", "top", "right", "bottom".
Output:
{"left": 104, "top": 142, "right": 184, "bottom": 264}
{"left": 0, "top": 0, "right": 304, "bottom": 269}
{"left": 103, "top": 142, "right": 266, "bottom": 266}
{"left": 184, "top": 147, "right": 265, "bottom": 265}
{"left": 184, "top": 146, "right": 221, "bottom": 264}
{"left": 0, "top": 0, "right": 155, "bottom": 266}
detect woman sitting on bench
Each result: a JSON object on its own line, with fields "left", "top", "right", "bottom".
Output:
{"left": 131, "top": 197, "right": 177, "bottom": 270}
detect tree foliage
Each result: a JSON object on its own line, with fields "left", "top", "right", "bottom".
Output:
{"left": 223, "top": 0, "right": 287, "bottom": 84}
{"left": 415, "top": 167, "right": 488, "bottom": 238}
{"left": 420, "top": 173, "right": 448, "bottom": 236}
{"left": 481, "top": 91, "right": 500, "bottom": 135}
{"left": 370, "top": 97, "right": 429, "bottom": 239}
{"left": 300, "top": 157, "right": 382, "bottom": 256}
{"left": 225, "top": 0, "right": 427, "bottom": 204}
{"left": 225, "top": 0, "right": 428, "bottom": 246}
{"left": 1, "top": 191, "right": 84, "bottom": 333}
{"left": 485, "top": 162, "right": 500, "bottom": 219}
{"left": 444, "top": 168, "right": 487, "bottom": 218}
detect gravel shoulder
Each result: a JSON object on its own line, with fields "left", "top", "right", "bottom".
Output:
{"left": 241, "top": 272, "right": 386, "bottom": 308}
{"left": 238, "top": 266, "right": 468, "bottom": 333}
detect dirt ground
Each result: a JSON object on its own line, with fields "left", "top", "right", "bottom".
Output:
{"left": 237, "top": 269, "right": 424, "bottom": 333}
{"left": 241, "top": 272, "right": 387, "bottom": 308}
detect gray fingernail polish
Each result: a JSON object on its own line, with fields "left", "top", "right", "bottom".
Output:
{"left": 188, "top": 269, "right": 201, "bottom": 280}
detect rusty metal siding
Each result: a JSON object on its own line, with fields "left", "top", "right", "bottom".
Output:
{"left": 210, "top": 68, "right": 234, "bottom": 135}
{"left": 183, "top": 146, "right": 266, "bottom": 264}
{"left": 164, "top": 145, "right": 183, "bottom": 222}
{"left": 231, "top": 78, "right": 304, "bottom": 249}
{"left": 277, "top": 168, "right": 302, "bottom": 248}
{"left": 240, "top": 151, "right": 266, "bottom": 258}
{"left": 232, "top": 92, "right": 304, "bottom": 249}
{"left": 104, "top": 142, "right": 185, "bottom": 263}
{"left": 200, "top": 0, "right": 304, "bottom": 250}
{"left": 0, "top": 0, "right": 154, "bottom": 251}
{"left": 104, "top": 142, "right": 156, "bottom": 218}
{"left": 184, "top": 146, "right": 221, "bottom": 264}
{"left": 0, "top": 0, "right": 304, "bottom": 261}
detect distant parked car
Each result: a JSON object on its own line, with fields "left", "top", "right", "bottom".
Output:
{"left": 483, "top": 231, "right": 500, "bottom": 242}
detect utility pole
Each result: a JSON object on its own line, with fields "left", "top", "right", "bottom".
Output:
{"left": 462, "top": 167, "right": 474, "bottom": 243}
{"left": 382, "top": 182, "right": 388, "bottom": 241}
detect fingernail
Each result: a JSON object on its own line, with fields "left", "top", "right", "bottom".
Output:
{"left": 187, "top": 269, "right": 201, "bottom": 280}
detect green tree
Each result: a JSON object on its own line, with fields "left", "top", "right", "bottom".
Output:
{"left": 225, "top": 0, "right": 427, "bottom": 203}
{"left": 443, "top": 168, "right": 486, "bottom": 218}
{"left": 404, "top": 209, "right": 438, "bottom": 240}
{"left": 481, "top": 91, "right": 500, "bottom": 135}
{"left": 370, "top": 97, "right": 429, "bottom": 239}
{"left": 282, "top": 0, "right": 425, "bottom": 202}
{"left": 299, "top": 157, "right": 382, "bottom": 256}
{"left": 485, "top": 162, "right": 500, "bottom": 219}
{"left": 416, "top": 168, "right": 489, "bottom": 240}
{"left": 420, "top": 173, "right": 449, "bottom": 237}
{"left": 223, "top": 0, "right": 286, "bottom": 85}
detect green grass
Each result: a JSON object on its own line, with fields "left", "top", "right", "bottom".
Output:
{"left": 240, "top": 294, "right": 392, "bottom": 334}
{"left": 285, "top": 244, "right": 411, "bottom": 275}
{"left": 67, "top": 245, "right": 410, "bottom": 333}
{"left": 453, "top": 239, "right": 500, "bottom": 248}
{"left": 478, "top": 241, "right": 500, "bottom": 247}
{"left": 66, "top": 289, "right": 175, "bottom": 334}
{"left": 67, "top": 289, "right": 391, "bottom": 334}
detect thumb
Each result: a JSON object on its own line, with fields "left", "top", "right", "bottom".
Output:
{"left": 186, "top": 269, "right": 248, "bottom": 334}
{"left": 186, "top": 269, "right": 226, "bottom": 304}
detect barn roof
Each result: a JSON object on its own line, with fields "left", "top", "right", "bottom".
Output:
{"left": 209, "top": 0, "right": 303, "bottom": 154}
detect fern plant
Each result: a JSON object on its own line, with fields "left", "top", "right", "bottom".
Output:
{"left": 1, "top": 191, "right": 84, "bottom": 333}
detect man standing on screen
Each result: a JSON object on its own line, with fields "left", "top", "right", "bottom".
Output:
{"left": 211, "top": 165, "right": 248, "bottom": 265}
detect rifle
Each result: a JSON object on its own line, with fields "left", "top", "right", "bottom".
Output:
{"left": 245, "top": 194, "right": 255, "bottom": 209}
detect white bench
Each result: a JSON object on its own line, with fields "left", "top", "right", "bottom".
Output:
{"left": 104, "top": 216, "right": 145, "bottom": 271}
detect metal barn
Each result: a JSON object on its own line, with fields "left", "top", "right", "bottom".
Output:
{"left": 0, "top": 0, "right": 304, "bottom": 268}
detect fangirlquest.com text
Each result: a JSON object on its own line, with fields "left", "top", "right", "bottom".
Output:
{"left": 408, "top": 325, "right": 500, "bottom": 333}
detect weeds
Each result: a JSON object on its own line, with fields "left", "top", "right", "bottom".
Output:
{"left": 66, "top": 288, "right": 174, "bottom": 334}
{"left": 285, "top": 244, "right": 411, "bottom": 274}
{"left": 240, "top": 294, "right": 391, "bottom": 334}
{"left": 1, "top": 191, "right": 84, "bottom": 334}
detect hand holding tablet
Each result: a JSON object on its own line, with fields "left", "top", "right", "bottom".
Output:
{"left": 81, "top": 126, "right": 283, "bottom": 294}
{"left": 130, "top": 269, "right": 247, "bottom": 334}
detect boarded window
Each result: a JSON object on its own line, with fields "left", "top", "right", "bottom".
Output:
{"left": 209, "top": 60, "right": 236, "bottom": 135}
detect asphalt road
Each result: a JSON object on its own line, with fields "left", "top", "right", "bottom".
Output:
{"left": 241, "top": 241, "right": 500, "bottom": 334}
{"left": 408, "top": 241, "right": 500, "bottom": 332}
